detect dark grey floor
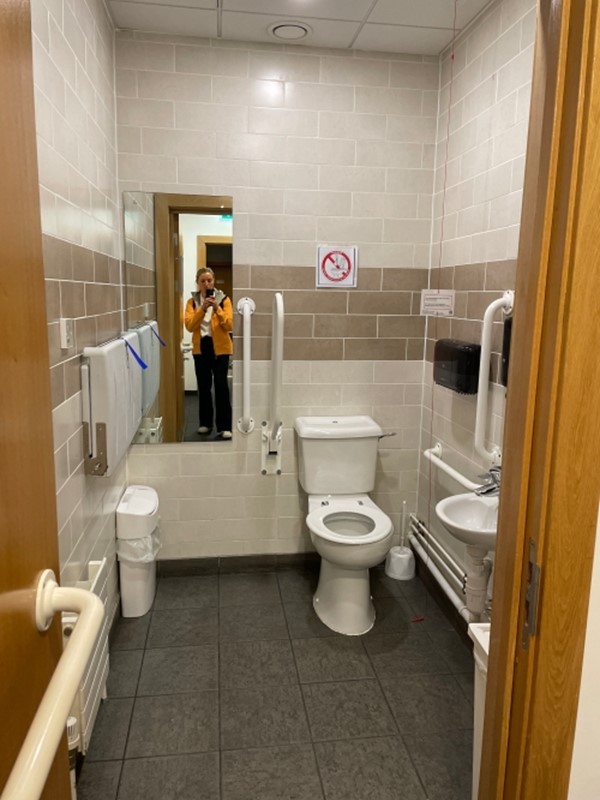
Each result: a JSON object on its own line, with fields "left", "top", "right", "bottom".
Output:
{"left": 184, "top": 391, "right": 228, "bottom": 442}
{"left": 78, "top": 565, "right": 474, "bottom": 800}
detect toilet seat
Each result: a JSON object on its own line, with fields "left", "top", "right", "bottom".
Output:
{"left": 307, "top": 498, "right": 392, "bottom": 545}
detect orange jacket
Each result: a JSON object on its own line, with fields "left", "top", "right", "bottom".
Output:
{"left": 184, "top": 292, "right": 233, "bottom": 356}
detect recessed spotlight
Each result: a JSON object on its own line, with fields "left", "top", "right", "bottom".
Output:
{"left": 268, "top": 21, "right": 312, "bottom": 41}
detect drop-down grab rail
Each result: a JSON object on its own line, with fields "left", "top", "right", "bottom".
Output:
{"left": 261, "top": 292, "right": 284, "bottom": 473}
{"left": 1, "top": 570, "right": 104, "bottom": 800}
{"left": 236, "top": 297, "right": 256, "bottom": 433}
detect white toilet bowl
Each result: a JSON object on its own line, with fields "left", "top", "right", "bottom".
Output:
{"left": 307, "top": 495, "right": 393, "bottom": 635}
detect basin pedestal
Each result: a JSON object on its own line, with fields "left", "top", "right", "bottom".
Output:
{"left": 464, "top": 546, "right": 493, "bottom": 617}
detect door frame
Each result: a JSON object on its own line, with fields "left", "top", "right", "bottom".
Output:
{"left": 480, "top": 1, "right": 600, "bottom": 796}
{"left": 154, "top": 194, "right": 233, "bottom": 441}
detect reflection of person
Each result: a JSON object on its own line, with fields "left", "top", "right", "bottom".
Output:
{"left": 184, "top": 268, "right": 233, "bottom": 439}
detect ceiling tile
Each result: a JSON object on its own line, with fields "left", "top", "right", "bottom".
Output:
{"left": 110, "top": 3, "right": 218, "bottom": 35}
{"left": 369, "top": 0, "right": 458, "bottom": 28}
{"left": 354, "top": 23, "right": 454, "bottom": 56}
{"left": 223, "top": 0, "right": 373, "bottom": 22}
{"left": 222, "top": 11, "right": 359, "bottom": 50}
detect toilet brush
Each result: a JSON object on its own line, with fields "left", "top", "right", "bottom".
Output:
{"left": 385, "top": 500, "right": 416, "bottom": 580}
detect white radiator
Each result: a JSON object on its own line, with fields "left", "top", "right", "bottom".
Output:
{"left": 62, "top": 558, "right": 110, "bottom": 754}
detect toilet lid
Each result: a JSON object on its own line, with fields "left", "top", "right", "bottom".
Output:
{"left": 306, "top": 504, "right": 392, "bottom": 545}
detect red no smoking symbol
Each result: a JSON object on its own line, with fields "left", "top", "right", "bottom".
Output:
{"left": 321, "top": 250, "right": 352, "bottom": 282}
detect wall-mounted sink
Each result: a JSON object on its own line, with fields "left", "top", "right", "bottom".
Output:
{"left": 435, "top": 492, "right": 498, "bottom": 550}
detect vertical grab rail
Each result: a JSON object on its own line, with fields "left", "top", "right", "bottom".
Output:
{"left": 1, "top": 570, "right": 104, "bottom": 800}
{"left": 236, "top": 297, "right": 256, "bottom": 433}
{"left": 261, "top": 292, "right": 284, "bottom": 474}
{"left": 475, "top": 290, "right": 514, "bottom": 464}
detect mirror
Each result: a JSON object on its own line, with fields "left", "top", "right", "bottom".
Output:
{"left": 123, "top": 192, "right": 234, "bottom": 444}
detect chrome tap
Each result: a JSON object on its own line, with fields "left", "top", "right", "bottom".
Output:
{"left": 474, "top": 466, "right": 501, "bottom": 496}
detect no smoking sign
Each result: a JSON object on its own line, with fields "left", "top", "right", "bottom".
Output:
{"left": 316, "top": 245, "right": 358, "bottom": 288}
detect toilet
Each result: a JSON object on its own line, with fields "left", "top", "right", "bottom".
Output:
{"left": 294, "top": 415, "right": 394, "bottom": 635}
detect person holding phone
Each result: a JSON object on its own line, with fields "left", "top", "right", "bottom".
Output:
{"left": 184, "top": 267, "right": 233, "bottom": 439}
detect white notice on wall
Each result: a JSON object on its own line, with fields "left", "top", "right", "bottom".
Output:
{"left": 420, "top": 289, "right": 455, "bottom": 316}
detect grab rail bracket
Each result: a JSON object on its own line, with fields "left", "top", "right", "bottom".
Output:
{"left": 261, "top": 420, "right": 282, "bottom": 475}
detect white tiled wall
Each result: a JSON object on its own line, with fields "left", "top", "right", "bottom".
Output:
{"left": 116, "top": 33, "right": 440, "bottom": 560}
{"left": 32, "top": 0, "right": 120, "bottom": 259}
{"left": 127, "top": 360, "right": 424, "bottom": 559}
{"left": 419, "top": 0, "right": 536, "bottom": 568}
{"left": 30, "top": 0, "right": 538, "bottom": 572}
{"left": 115, "top": 32, "right": 438, "bottom": 269}
{"left": 31, "top": 0, "right": 122, "bottom": 595}
{"left": 431, "top": 0, "right": 536, "bottom": 267}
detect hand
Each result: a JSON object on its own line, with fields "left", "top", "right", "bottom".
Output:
{"left": 202, "top": 296, "right": 216, "bottom": 311}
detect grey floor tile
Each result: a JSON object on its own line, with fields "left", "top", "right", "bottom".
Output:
{"left": 381, "top": 673, "right": 473, "bottom": 736}
{"left": 292, "top": 637, "right": 374, "bottom": 683}
{"left": 428, "top": 629, "right": 474, "bottom": 674}
{"left": 283, "top": 601, "right": 340, "bottom": 639}
{"left": 277, "top": 569, "right": 318, "bottom": 602}
{"left": 454, "top": 670, "right": 475, "bottom": 704}
{"left": 147, "top": 607, "right": 218, "bottom": 648}
{"left": 106, "top": 650, "right": 143, "bottom": 697}
{"left": 363, "top": 629, "right": 452, "bottom": 678}
{"left": 405, "top": 594, "right": 456, "bottom": 632}
{"left": 397, "top": 575, "right": 429, "bottom": 602}
{"left": 220, "top": 639, "right": 298, "bottom": 688}
{"left": 219, "top": 572, "right": 281, "bottom": 606}
{"left": 117, "top": 753, "right": 219, "bottom": 800}
{"left": 406, "top": 728, "right": 473, "bottom": 800}
{"left": 366, "top": 597, "right": 414, "bottom": 636}
{"left": 370, "top": 568, "right": 404, "bottom": 598}
{"left": 125, "top": 692, "right": 218, "bottom": 758}
{"left": 85, "top": 698, "right": 134, "bottom": 761}
{"left": 220, "top": 685, "right": 310, "bottom": 750}
{"left": 137, "top": 644, "right": 218, "bottom": 695}
{"left": 219, "top": 602, "right": 289, "bottom": 641}
{"left": 315, "top": 736, "right": 427, "bottom": 800}
{"left": 302, "top": 680, "right": 397, "bottom": 742}
{"left": 110, "top": 614, "right": 150, "bottom": 651}
{"left": 154, "top": 575, "right": 218, "bottom": 610}
{"left": 77, "top": 760, "right": 121, "bottom": 800}
{"left": 222, "top": 744, "right": 324, "bottom": 800}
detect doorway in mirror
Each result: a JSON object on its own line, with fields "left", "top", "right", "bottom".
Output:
{"left": 153, "top": 193, "right": 234, "bottom": 443}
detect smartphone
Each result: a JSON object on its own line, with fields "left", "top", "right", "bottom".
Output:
{"left": 205, "top": 288, "right": 215, "bottom": 297}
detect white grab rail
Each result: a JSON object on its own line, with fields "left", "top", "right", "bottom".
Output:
{"left": 236, "top": 297, "right": 256, "bottom": 433}
{"left": 423, "top": 443, "right": 480, "bottom": 491}
{"left": 475, "top": 290, "right": 514, "bottom": 464}
{"left": 268, "top": 292, "right": 284, "bottom": 451}
{"left": 2, "top": 570, "right": 104, "bottom": 800}
{"left": 261, "top": 292, "right": 284, "bottom": 474}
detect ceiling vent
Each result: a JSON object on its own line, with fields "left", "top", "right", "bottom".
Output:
{"left": 267, "top": 21, "right": 312, "bottom": 41}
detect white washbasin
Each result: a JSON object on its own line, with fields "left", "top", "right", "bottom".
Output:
{"left": 435, "top": 492, "right": 498, "bottom": 550}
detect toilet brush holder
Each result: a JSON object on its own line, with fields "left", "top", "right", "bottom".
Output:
{"left": 385, "top": 545, "right": 415, "bottom": 580}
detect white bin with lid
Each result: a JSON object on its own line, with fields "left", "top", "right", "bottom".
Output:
{"left": 116, "top": 485, "right": 160, "bottom": 617}
{"left": 468, "top": 622, "right": 491, "bottom": 800}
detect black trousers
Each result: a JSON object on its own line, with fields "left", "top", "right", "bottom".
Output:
{"left": 193, "top": 337, "right": 232, "bottom": 432}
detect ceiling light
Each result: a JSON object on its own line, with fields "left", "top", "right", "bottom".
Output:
{"left": 268, "top": 21, "right": 312, "bottom": 41}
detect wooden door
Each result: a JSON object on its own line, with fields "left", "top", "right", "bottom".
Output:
{"left": 480, "top": 1, "right": 600, "bottom": 796}
{"left": 0, "top": 1, "right": 70, "bottom": 796}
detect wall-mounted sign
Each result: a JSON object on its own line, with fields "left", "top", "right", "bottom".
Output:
{"left": 420, "top": 289, "right": 455, "bottom": 316}
{"left": 316, "top": 245, "right": 358, "bottom": 288}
